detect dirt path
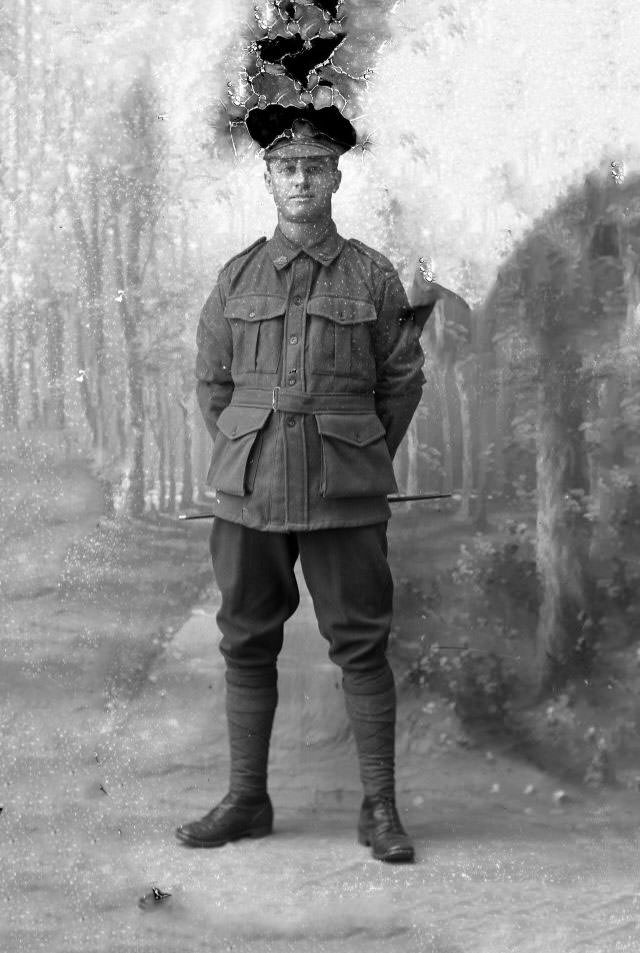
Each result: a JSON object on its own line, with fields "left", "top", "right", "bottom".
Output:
{"left": 2, "top": 472, "right": 639, "bottom": 952}
{"left": 4, "top": 578, "right": 640, "bottom": 952}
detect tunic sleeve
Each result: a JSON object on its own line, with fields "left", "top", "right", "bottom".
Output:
{"left": 195, "top": 278, "right": 234, "bottom": 440}
{"left": 371, "top": 271, "right": 426, "bottom": 459}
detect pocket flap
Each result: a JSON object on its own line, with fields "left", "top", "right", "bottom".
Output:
{"left": 315, "top": 413, "right": 386, "bottom": 447}
{"left": 224, "top": 296, "right": 286, "bottom": 322}
{"left": 217, "top": 405, "right": 272, "bottom": 440}
{"left": 306, "top": 296, "right": 377, "bottom": 325}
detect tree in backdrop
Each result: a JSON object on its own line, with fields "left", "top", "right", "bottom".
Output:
{"left": 409, "top": 268, "right": 473, "bottom": 511}
{"left": 480, "top": 168, "right": 639, "bottom": 694}
{"left": 0, "top": 0, "right": 208, "bottom": 516}
{"left": 107, "top": 71, "right": 165, "bottom": 516}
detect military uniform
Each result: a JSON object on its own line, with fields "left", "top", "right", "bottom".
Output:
{"left": 196, "top": 224, "right": 424, "bottom": 530}
{"left": 177, "top": 104, "right": 424, "bottom": 863}
{"left": 195, "top": 222, "right": 424, "bottom": 678}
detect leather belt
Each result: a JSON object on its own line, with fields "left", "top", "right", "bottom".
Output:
{"left": 230, "top": 387, "right": 376, "bottom": 414}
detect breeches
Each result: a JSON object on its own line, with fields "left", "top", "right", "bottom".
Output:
{"left": 210, "top": 519, "right": 394, "bottom": 675}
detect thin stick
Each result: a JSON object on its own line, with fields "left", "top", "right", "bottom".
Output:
{"left": 387, "top": 493, "right": 453, "bottom": 503}
{"left": 178, "top": 493, "right": 453, "bottom": 520}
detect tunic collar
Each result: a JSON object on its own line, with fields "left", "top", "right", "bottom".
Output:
{"left": 267, "top": 223, "right": 345, "bottom": 270}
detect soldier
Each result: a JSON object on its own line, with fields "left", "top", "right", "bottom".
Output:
{"left": 176, "top": 105, "right": 425, "bottom": 862}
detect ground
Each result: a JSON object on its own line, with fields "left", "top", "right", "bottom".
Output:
{"left": 2, "top": 449, "right": 639, "bottom": 953}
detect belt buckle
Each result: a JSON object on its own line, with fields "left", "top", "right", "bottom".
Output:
{"left": 272, "top": 386, "right": 280, "bottom": 410}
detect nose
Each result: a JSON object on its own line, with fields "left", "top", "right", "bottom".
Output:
{"left": 292, "top": 165, "right": 311, "bottom": 188}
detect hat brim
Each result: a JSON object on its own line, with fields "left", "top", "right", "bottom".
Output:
{"left": 265, "top": 138, "right": 342, "bottom": 159}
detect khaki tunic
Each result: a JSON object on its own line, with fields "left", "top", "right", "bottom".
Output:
{"left": 195, "top": 223, "right": 425, "bottom": 531}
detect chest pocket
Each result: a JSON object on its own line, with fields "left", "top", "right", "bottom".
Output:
{"left": 305, "top": 296, "right": 377, "bottom": 378}
{"left": 225, "top": 296, "right": 286, "bottom": 375}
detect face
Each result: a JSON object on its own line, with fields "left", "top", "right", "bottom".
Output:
{"left": 264, "top": 157, "right": 342, "bottom": 223}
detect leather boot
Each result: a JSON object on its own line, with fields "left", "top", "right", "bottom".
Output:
{"left": 175, "top": 792, "right": 273, "bottom": 848}
{"left": 357, "top": 795, "right": 415, "bottom": 863}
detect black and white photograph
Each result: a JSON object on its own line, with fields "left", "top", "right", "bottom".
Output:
{"left": 2, "top": 1, "right": 640, "bottom": 950}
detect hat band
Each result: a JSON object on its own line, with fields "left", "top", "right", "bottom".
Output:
{"left": 265, "top": 136, "right": 341, "bottom": 159}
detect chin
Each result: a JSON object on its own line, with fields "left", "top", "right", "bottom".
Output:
{"left": 285, "top": 209, "right": 320, "bottom": 223}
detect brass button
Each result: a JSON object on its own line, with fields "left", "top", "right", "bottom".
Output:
{"left": 293, "top": 294, "right": 303, "bottom": 306}
{"left": 287, "top": 377, "right": 296, "bottom": 386}
{"left": 289, "top": 335, "right": 298, "bottom": 345}
{"left": 248, "top": 310, "right": 256, "bottom": 318}
{"left": 287, "top": 417, "right": 296, "bottom": 428}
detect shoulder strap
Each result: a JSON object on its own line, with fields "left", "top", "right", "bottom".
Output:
{"left": 347, "top": 238, "right": 397, "bottom": 275}
{"left": 221, "top": 235, "right": 267, "bottom": 270}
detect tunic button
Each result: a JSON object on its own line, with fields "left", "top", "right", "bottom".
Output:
{"left": 293, "top": 295, "right": 303, "bottom": 306}
{"left": 289, "top": 335, "right": 298, "bottom": 345}
{"left": 248, "top": 310, "right": 256, "bottom": 318}
{"left": 287, "top": 417, "right": 296, "bottom": 427}
{"left": 288, "top": 376, "right": 296, "bottom": 386}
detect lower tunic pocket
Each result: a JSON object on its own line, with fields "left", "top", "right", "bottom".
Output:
{"left": 207, "top": 405, "right": 272, "bottom": 496}
{"left": 315, "top": 413, "right": 398, "bottom": 499}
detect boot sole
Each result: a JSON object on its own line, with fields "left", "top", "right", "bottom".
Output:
{"left": 175, "top": 824, "right": 273, "bottom": 848}
{"left": 358, "top": 829, "right": 415, "bottom": 863}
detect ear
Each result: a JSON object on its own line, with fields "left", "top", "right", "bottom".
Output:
{"left": 332, "top": 168, "right": 342, "bottom": 193}
{"left": 264, "top": 166, "right": 274, "bottom": 195}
